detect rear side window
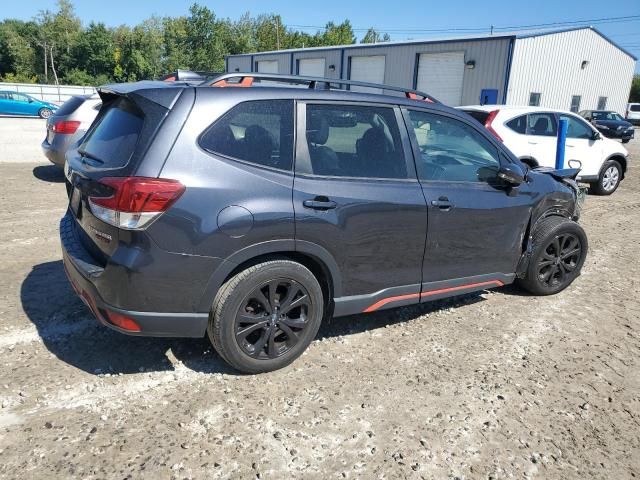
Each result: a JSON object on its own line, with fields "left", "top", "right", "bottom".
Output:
{"left": 462, "top": 110, "right": 489, "bottom": 125}
{"left": 527, "top": 113, "right": 557, "bottom": 137}
{"left": 79, "top": 98, "right": 143, "bottom": 168}
{"left": 55, "top": 96, "right": 86, "bottom": 116}
{"left": 302, "top": 104, "right": 407, "bottom": 179}
{"left": 506, "top": 115, "right": 526, "bottom": 134}
{"left": 200, "top": 100, "right": 294, "bottom": 171}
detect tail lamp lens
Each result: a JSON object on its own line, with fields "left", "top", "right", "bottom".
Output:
{"left": 88, "top": 177, "right": 185, "bottom": 230}
{"left": 484, "top": 110, "right": 503, "bottom": 142}
{"left": 52, "top": 120, "right": 81, "bottom": 134}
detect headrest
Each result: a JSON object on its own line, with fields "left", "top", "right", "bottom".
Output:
{"left": 307, "top": 113, "right": 330, "bottom": 145}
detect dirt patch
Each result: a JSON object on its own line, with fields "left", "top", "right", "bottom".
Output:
{"left": 0, "top": 140, "right": 638, "bottom": 479}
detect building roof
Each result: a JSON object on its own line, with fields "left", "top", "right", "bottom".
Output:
{"left": 227, "top": 26, "right": 637, "bottom": 61}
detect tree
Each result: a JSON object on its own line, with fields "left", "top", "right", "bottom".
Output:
{"left": 320, "top": 20, "right": 356, "bottom": 46}
{"left": 74, "top": 22, "right": 114, "bottom": 80}
{"left": 186, "top": 3, "right": 226, "bottom": 71}
{"left": 360, "top": 27, "right": 390, "bottom": 44}
{"left": 163, "top": 16, "right": 190, "bottom": 72}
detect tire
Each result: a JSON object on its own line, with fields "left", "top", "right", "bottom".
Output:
{"left": 622, "top": 139, "right": 630, "bottom": 144}
{"left": 518, "top": 217, "right": 588, "bottom": 296}
{"left": 209, "top": 260, "right": 324, "bottom": 374}
{"left": 38, "top": 108, "right": 52, "bottom": 119}
{"left": 592, "top": 160, "right": 622, "bottom": 195}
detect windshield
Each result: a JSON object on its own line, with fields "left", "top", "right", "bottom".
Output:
{"left": 592, "top": 111, "right": 623, "bottom": 121}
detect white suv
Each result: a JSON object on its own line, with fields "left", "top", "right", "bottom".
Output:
{"left": 460, "top": 105, "right": 629, "bottom": 195}
{"left": 627, "top": 103, "right": 640, "bottom": 125}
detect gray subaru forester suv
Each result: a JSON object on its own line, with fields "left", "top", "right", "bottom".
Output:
{"left": 61, "top": 74, "right": 587, "bottom": 373}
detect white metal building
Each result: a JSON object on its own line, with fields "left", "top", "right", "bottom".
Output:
{"left": 226, "top": 27, "right": 636, "bottom": 114}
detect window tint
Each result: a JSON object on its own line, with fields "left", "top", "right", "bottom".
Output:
{"left": 527, "top": 113, "right": 557, "bottom": 137}
{"left": 302, "top": 104, "right": 406, "bottom": 179}
{"left": 506, "top": 115, "right": 526, "bottom": 134}
{"left": 529, "top": 92, "right": 541, "bottom": 107}
{"left": 462, "top": 110, "right": 489, "bottom": 125}
{"left": 408, "top": 110, "right": 500, "bottom": 183}
{"left": 560, "top": 114, "right": 594, "bottom": 139}
{"left": 55, "top": 96, "right": 86, "bottom": 116}
{"left": 631, "top": 105, "right": 640, "bottom": 112}
{"left": 79, "top": 98, "right": 143, "bottom": 168}
{"left": 200, "top": 100, "right": 294, "bottom": 171}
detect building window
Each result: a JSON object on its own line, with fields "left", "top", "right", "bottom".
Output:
{"left": 597, "top": 96, "right": 608, "bottom": 110}
{"left": 528, "top": 92, "right": 541, "bottom": 107}
{"left": 570, "top": 95, "right": 581, "bottom": 113}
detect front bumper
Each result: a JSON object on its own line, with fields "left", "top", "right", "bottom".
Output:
{"left": 60, "top": 212, "right": 209, "bottom": 337}
{"left": 600, "top": 128, "right": 634, "bottom": 140}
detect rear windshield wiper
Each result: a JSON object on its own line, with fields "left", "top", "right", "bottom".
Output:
{"left": 78, "top": 149, "right": 105, "bottom": 165}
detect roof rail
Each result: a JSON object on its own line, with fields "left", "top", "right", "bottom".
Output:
{"left": 205, "top": 73, "right": 440, "bottom": 103}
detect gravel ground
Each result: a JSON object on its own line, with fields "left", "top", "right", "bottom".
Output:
{"left": 0, "top": 118, "right": 638, "bottom": 479}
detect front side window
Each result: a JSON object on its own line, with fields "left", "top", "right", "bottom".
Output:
{"left": 200, "top": 100, "right": 294, "bottom": 171}
{"left": 527, "top": 113, "right": 557, "bottom": 137}
{"left": 529, "top": 92, "right": 541, "bottom": 107}
{"left": 560, "top": 114, "right": 594, "bottom": 140}
{"left": 302, "top": 104, "right": 407, "bottom": 179}
{"left": 408, "top": 110, "right": 500, "bottom": 183}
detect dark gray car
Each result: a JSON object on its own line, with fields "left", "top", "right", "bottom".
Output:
{"left": 41, "top": 93, "right": 101, "bottom": 166}
{"left": 60, "top": 74, "right": 588, "bottom": 373}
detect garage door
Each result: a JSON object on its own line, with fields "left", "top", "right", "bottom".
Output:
{"left": 256, "top": 60, "right": 279, "bottom": 74}
{"left": 349, "top": 55, "right": 385, "bottom": 93}
{"left": 416, "top": 52, "right": 465, "bottom": 106}
{"left": 298, "top": 58, "right": 326, "bottom": 77}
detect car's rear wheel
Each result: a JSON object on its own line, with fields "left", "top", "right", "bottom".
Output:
{"left": 592, "top": 160, "right": 622, "bottom": 195}
{"left": 519, "top": 217, "right": 587, "bottom": 296}
{"left": 209, "top": 260, "right": 324, "bottom": 374}
{"left": 38, "top": 108, "right": 53, "bottom": 119}
{"left": 622, "top": 139, "right": 630, "bottom": 144}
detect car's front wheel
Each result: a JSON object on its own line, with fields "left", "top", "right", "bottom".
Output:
{"left": 592, "top": 160, "right": 622, "bottom": 195}
{"left": 519, "top": 217, "right": 588, "bottom": 296}
{"left": 38, "top": 107, "right": 53, "bottom": 119}
{"left": 209, "top": 259, "right": 324, "bottom": 374}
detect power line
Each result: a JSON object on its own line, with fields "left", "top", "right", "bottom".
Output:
{"left": 287, "top": 14, "right": 640, "bottom": 35}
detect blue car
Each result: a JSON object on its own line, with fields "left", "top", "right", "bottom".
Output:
{"left": 0, "top": 90, "right": 58, "bottom": 118}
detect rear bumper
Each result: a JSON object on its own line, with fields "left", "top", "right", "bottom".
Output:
{"left": 41, "top": 139, "right": 66, "bottom": 166}
{"left": 60, "top": 212, "right": 209, "bottom": 337}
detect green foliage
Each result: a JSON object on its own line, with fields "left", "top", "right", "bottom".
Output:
{"left": 630, "top": 75, "right": 640, "bottom": 103}
{"left": 361, "top": 28, "right": 391, "bottom": 44}
{"left": 0, "top": 1, "right": 360, "bottom": 85}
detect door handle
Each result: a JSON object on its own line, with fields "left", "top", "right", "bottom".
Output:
{"left": 431, "top": 196, "right": 453, "bottom": 210}
{"left": 303, "top": 197, "right": 337, "bottom": 210}
{"left": 528, "top": 141, "right": 538, "bottom": 145}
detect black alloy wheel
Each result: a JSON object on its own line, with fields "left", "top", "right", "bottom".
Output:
{"left": 536, "top": 233, "right": 582, "bottom": 288}
{"left": 235, "top": 279, "right": 312, "bottom": 359}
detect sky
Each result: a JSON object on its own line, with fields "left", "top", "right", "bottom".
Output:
{"left": 6, "top": 0, "right": 640, "bottom": 71}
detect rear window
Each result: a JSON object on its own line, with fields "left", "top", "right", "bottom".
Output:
{"left": 462, "top": 110, "right": 489, "bottom": 125}
{"left": 79, "top": 98, "right": 143, "bottom": 168}
{"left": 55, "top": 96, "right": 86, "bottom": 116}
{"left": 630, "top": 105, "right": 640, "bottom": 112}
{"left": 506, "top": 115, "right": 526, "bottom": 134}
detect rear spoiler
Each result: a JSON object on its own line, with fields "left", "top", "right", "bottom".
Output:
{"left": 97, "top": 81, "right": 187, "bottom": 109}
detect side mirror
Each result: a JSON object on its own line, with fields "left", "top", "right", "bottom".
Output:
{"left": 592, "top": 130, "right": 601, "bottom": 141}
{"left": 497, "top": 164, "right": 525, "bottom": 186}
{"left": 28, "top": 98, "right": 33, "bottom": 103}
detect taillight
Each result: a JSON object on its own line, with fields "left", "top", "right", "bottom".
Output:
{"left": 52, "top": 120, "right": 80, "bottom": 134}
{"left": 88, "top": 177, "right": 185, "bottom": 230}
{"left": 484, "top": 110, "right": 503, "bottom": 142}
